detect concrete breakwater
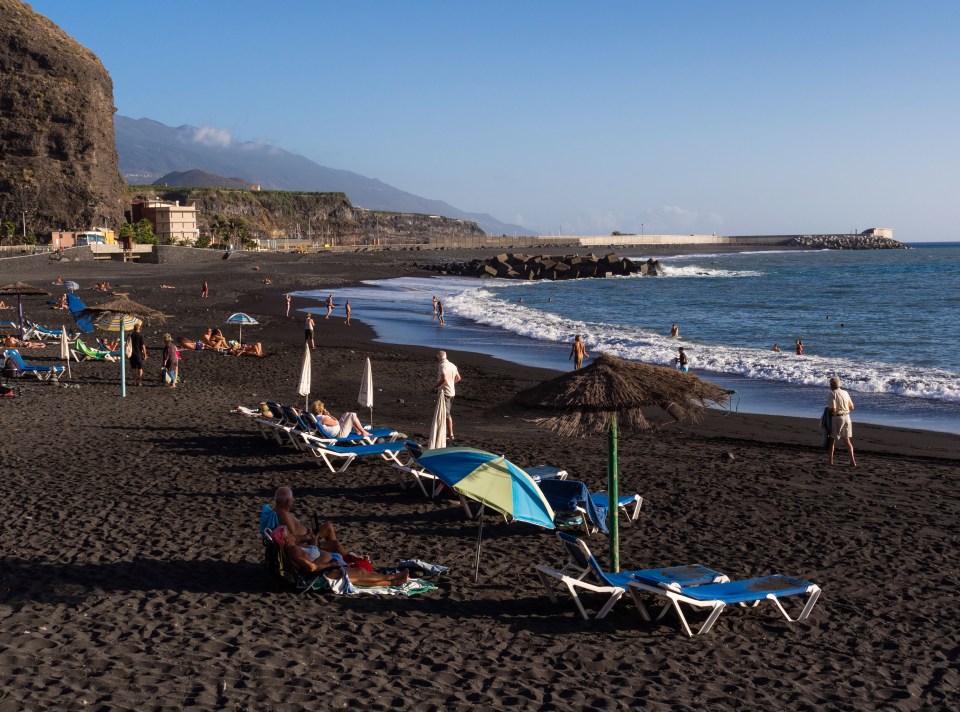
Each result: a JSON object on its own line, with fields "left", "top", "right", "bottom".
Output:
{"left": 417, "top": 251, "right": 662, "bottom": 280}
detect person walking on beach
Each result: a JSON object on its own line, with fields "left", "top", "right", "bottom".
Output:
{"left": 344, "top": 299, "right": 352, "bottom": 326}
{"left": 569, "top": 334, "right": 589, "bottom": 370}
{"left": 162, "top": 333, "right": 179, "bottom": 388}
{"left": 285, "top": 293, "right": 292, "bottom": 318}
{"left": 675, "top": 347, "right": 689, "bottom": 372}
{"left": 129, "top": 322, "right": 147, "bottom": 387}
{"left": 432, "top": 295, "right": 438, "bottom": 320}
{"left": 671, "top": 323, "right": 679, "bottom": 338}
{"left": 827, "top": 377, "right": 857, "bottom": 467}
{"left": 795, "top": 339, "right": 804, "bottom": 356}
{"left": 304, "top": 313, "right": 316, "bottom": 350}
{"left": 201, "top": 280, "right": 209, "bottom": 298}
{"left": 437, "top": 300, "right": 445, "bottom": 325}
{"left": 325, "top": 295, "right": 334, "bottom": 319}
{"left": 434, "top": 351, "right": 461, "bottom": 440}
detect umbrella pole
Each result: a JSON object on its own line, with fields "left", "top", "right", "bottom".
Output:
{"left": 474, "top": 512, "right": 484, "bottom": 583}
{"left": 607, "top": 414, "right": 620, "bottom": 572}
{"left": 120, "top": 320, "right": 127, "bottom": 398}
{"left": 369, "top": 407, "right": 373, "bottom": 427}
{"left": 17, "top": 296, "right": 23, "bottom": 340}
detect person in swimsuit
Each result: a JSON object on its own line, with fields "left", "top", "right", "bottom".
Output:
{"left": 569, "top": 335, "right": 588, "bottom": 370}
{"left": 795, "top": 339, "right": 804, "bottom": 356}
{"left": 305, "top": 313, "right": 316, "bottom": 350}
{"left": 325, "top": 295, "right": 334, "bottom": 320}
{"left": 437, "top": 301, "right": 445, "bottom": 325}
{"left": 271, "top": 486, "right": 346, "bottom": 556}
{"left": 309, "top": 401, "right": 371, "bottom": 438}
{"left": 344, "top": 299, "right": 352, "bottom": 326}
{"left": 675, "top": 347, "right": 689, "bottom": 372}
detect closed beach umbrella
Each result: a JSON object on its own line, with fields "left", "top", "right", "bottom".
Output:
{"left": 79, "top": 296, "right": 166, "bottom": 398}
{"left": 59, "top": 325, "right": 71, "bottom": 379}
{"left": 414, "top": 446, "right": 556, "bottom": 581}
{"left": 64, "top": 281, "right": 80, "bottom": 293}
{"left": 428, "top": 390, "right": 447, "bottom": 450}
{"left": 225, "top": 312, "right": 258, "bottom": 344}
{"left": 297, "top": 343, "right": 311, "bottom": 411}
{"left": 0, "top": 282, "right": 50, "bottom": 339}
{"left": 513, "top": 353, "right": 730, "bottom": 572}
{"left": 358, "top": 357, "right": 373, "bottom": 425}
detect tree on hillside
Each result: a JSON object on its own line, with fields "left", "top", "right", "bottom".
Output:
{"left": 2, "top": 220, "right": 16, "bottom": 244}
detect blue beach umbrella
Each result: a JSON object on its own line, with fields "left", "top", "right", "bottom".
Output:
{"left": 225, "top": 312, "right": 258, "bottom": 343}
{"left": 414, "top": 446, "right": 555, "bottom": 580}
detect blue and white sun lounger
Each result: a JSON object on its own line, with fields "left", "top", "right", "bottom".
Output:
{"left": 628, "top": 572, "right": 821, "bottom": 636}
{"left": 534, "top": 532, "right": 727, "bottom": 620}
{"left": 589, "top": 492, "right": 643, "bottom": 525}
{"left": 303, "top": 437, "right": 418, "bottom": 473}
{"left": 2, "top": 349, "right": 65, "bottom": 381}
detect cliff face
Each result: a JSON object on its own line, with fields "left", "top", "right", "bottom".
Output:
{"left": 134, "top": 187, "right": 486, "bottom": 245}
{"left": 0, "top": 0, "right": 126, "bottom": 234}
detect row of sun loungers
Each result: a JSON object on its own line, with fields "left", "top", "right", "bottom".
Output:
{"left": 535, "top": 532, "right": 821, "bottom": 635}
{"left": 1, "top": 349, "right": 65, "bottom": 381}
{"left": 241, "top": 401, "right": 414, "bottom": 473}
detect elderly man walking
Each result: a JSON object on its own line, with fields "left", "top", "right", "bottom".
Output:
{"left": 827, "top": 377, "right": 857, "bottom": 467}
{"left": 433, "top": 350, "right": 462, "bottom": 440}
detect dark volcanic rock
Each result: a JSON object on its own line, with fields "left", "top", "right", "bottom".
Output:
{"left": 421, "top": 251, "right": 663, "bottom": 281}
{"left": 0, "top": 0, "right": 126, "bottom": 234}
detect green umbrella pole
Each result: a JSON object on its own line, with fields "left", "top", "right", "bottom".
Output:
{"left": 607, "top": 414, "right": 620, "bottom": 572}
{"left": 120, "top": 322, "right": 127, "bottom": 398}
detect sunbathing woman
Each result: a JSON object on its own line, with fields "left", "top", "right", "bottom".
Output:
{"left": 2, "top": 335, "right": 45, "bottom": 349}
{"left": 281, "top": 528, "right": 408, "bottom": 587}
{"left": 177, "top": 336, "right": 198, "bottom": 350}
{"left": 201, "top": 328, "right": 229, "bottom": 350}
{"left": 309, "top": 400, "right": 372, "bottom": 438}
{"left": 229, "top": 340, "right": 264, "bottom": 357}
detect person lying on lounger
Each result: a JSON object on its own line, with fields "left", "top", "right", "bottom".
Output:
{"left": 309, "top": 400, "right": 372, "bottom": 438}
{"left": 279, "top": 528, "right": 409, "bottom": 587}
{"left": 2, "top": 335, "right": 45, "bottom": 349}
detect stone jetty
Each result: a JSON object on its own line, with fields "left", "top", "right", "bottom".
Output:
{"left": 418, "top": 252, "right": 662, "bottom": 280}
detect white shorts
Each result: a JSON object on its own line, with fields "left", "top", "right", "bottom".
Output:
{"left": 831, "top": 414, "right": 853, "bottom": 439}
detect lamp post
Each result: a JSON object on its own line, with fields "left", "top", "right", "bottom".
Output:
{"left": 641, "top": 223, "right": 644, "bottom": 237}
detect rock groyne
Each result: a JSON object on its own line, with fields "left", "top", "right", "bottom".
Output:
{"left": 418, "top": 252, "right": 662, "bottom": 280}
{"left": 786, "top": 235, "right": 908, "bottom": 249}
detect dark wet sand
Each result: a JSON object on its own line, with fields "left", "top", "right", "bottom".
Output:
{"left": 1, "top": 250, "right": 958, "bottom": 710}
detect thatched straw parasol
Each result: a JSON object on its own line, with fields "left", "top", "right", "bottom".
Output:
{"left": 80, "top": 296, "right": 167, "bottom": 397}
{"left": 0, "top": 281, "right": 51, "bottom": 339}
{"left": 514, "top": 353, "right": 731, "bottom": 571}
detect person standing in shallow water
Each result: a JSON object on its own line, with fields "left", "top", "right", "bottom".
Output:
{"left": 569, "top": 335, "right": 588, "bottom": 370}
{"left": 285, "top": 293, "right": 292, "bottom": 318}
{"left": 344, "top": 300, "right": 352, "bottom": 326}
{"left": 795, "top": 339, "right": 804, "bottom": 355}
{"left": 827, "top": 376, "right": 857, "bottom": 467}
{"left": 432, "top": 295, "right": 438, "bottom": 320}
{"left": 437, "top": 300, "right": 445, "bottom": 325}
{"left": 670, "top": 323, "right": 679, "bottom": 338}
{"left": 325, "top": 295, "right": 334, "bottom": 320}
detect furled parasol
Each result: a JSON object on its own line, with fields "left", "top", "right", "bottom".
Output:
{"left": 513, "top": 353, "right": 731, "bottom": 571}
{"left": 0, "top": 281, "right": 51, "bottom": 339}
{"left": 79, "top": 296, "right": 167, "bottom": 397}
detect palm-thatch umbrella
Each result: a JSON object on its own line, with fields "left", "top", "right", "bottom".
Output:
{"left": 79, "top": 296, "right": 167, "bottom": 397}
{"left": 0, "top": 282, "right": 51, "bottom": 339}
{"left": 513, "top": 353, "right": 731, "bottom": 572}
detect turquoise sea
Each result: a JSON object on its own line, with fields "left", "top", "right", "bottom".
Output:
{"left": 297, "top": 243, "right": 960, "bottom": 435}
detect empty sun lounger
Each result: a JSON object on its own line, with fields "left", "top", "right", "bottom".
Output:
{"left": 2, "top": 349, "right": 65, "bottom": 382}
{"left": 534, "top": 532, "right": 727, "bottom": 620}
{"left": 302, "top": 437, "right": 418, "bottom": 473}
{"left": 589, "top": 492, "right": 643, "bottom": 525}
{"left": 627, "top": 572, "right": 821, "bottom": 636}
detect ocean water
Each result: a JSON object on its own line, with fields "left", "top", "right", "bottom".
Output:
{"left": 296, "top": 243, "right": 960, "bottom": 434}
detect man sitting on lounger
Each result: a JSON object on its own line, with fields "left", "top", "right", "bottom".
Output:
{"left": 272, "top": 486, "right": 348, "bottom": 556}
{"left": 280, "top": 528, "right": 409, "bottom": 587}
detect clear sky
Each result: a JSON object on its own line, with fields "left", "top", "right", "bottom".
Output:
{"left": 29, "top": 0, "right": 960, "bottom": 240}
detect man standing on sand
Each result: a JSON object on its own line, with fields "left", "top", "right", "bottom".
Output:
{"left": 201, "top": 280, "right": 209, "bottom": 298}
{"left": 285, "top": 294, "right": 292, "bottom": 318}
{"left": 569, "top": 334, "right": 588, "bottom": 370}
{"left": 325, "top": 295, "right": 334, "bottom": 319}
{"left": 434, "top": 351, "right": 461, "bottom": 440}
{"left": 827, "top": 377, "right": 857, "bottom": 467}
{"left": 344, "top": 299, "right": 352, "bottom": 326}
{"left": 304, "top": 313, "right": 316, "bottom": 350}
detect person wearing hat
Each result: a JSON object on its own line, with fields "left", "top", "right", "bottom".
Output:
{"left": 827, "top": 377, "right": 857, "bottom": 467}
{"left": 161, "top": 333, "right": 179, "bottom": 388}
{"left": 675, "top": 347, "right": 689, "bottom": 372}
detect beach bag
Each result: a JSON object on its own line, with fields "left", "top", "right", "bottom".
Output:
{"left": 125, "top": 339, "right": 133, "bottom": 358}
{"left": 161, "top": 368, "right": 172, "bottom": 385}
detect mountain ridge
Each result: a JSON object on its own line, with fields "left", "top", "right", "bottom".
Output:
{"left": 115, "top": 116, "right": 532, "bottom": 236}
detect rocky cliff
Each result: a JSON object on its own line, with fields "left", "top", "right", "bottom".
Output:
{"left": 0, "top": 0, "right": 126, "bottom": 235}
{"left": 133, "top": 186, "right": 486, "bottom": 245}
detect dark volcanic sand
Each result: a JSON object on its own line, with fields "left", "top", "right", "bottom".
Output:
{"left": 1, "top": 250, "right": 958, "bottom": 711}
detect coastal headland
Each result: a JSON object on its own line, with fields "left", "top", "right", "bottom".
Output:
{"left": 1, "top": 248, "right": 957, "bottom": 710}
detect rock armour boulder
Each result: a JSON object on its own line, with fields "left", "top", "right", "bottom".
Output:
{"left": 420, "top": 252, "right": 662, "bottom": 281}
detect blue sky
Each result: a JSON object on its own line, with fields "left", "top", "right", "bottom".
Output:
{"left": 30, "top": 0, "right": 960, "bottom": 240}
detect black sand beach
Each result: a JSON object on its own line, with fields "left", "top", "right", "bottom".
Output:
{"left": 1, "top": 250, "right": 958, "bottom": 710}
